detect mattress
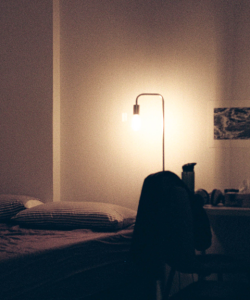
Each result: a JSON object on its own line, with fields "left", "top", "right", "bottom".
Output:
{"left": 0, "top": 223, "right": 135, "bottom": 300}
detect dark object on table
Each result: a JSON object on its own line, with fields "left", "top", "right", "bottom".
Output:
{"left": 195, "top": 189, "right": 210, "bottom": 205}
{"left": 182, "top": 163, "right": 197, "bottom": 193}
{"left": 224, "top": 189, "right": 242, "bottom": 207}
{"left": 211, "top": 189, "right": 225, "bottom": 206}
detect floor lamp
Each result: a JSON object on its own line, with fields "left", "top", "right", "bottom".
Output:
{"left": 132, "top": 93, "right": 165, "bottom": 171}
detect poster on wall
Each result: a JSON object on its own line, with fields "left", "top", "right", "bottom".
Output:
{"left": 208, "top": 101, "right": 250, "bottom": 147}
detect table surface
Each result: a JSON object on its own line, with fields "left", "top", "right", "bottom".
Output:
{"left": 204, "top": 204, "right": 250, "bottom": 216}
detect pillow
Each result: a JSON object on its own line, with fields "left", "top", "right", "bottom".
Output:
{"left": 12, "top": 201, "right": 137, "bottom": 231}
{"left": 0, "top": 195, "right": 43, "bottom": 221}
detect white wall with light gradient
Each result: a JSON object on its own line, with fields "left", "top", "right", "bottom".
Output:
{"left": 1, "top": 1, "right": 250, "bottom": 211}
{"left": 59, "top": 0, "right": 250, "bottom": 210}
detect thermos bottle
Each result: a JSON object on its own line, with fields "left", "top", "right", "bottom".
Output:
{"left": 182, "top": 163, "right": 197, "bottom": 193}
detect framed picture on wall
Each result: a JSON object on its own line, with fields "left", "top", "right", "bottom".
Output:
{"left": 208, "top": 101, "right": 250, "bottom": 148}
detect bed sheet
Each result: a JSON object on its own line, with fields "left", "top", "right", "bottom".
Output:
{"left": 0, "top": 223, "right": 135, "bottom": 300}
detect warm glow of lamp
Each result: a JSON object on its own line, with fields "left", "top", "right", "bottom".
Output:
{"left": 131, "top": 114, "right": 141, "bottom": 131}
{"left": 132, "top": 93, "right": 165, "bottom": 171}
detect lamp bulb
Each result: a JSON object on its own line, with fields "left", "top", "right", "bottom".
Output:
{"left": 131, "top": 114, "right": 141, "bottom": 131}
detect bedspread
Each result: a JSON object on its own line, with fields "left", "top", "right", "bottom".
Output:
{"left": 0, "top": 223, "right": 135, "bottom": 300}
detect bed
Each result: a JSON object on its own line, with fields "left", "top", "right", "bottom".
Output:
{"left": 0, "top": 195, "right": 139, "bottom": 300}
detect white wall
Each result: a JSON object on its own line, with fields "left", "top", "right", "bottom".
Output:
{"left": 1, "top": 1, "right": 250, "bottom": 209}
{"left": 59, "top": 0, "right": 250, "bottom": 210}
{"left": 0, "top": 0, "right": 53, "bottom": 202}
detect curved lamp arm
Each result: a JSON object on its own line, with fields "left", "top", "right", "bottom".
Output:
{"left": 133, "top": 93, "right": 165, "bottom": 171}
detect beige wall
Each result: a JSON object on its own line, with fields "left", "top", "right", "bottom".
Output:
{"left": 1, "top": 1, "right": 250, "bottom": 209}
{"left": 60, "top": 0, "right": 250, "bottom": 210}
{"left": 0, "top": 0, "right": 53, "bottom": 202}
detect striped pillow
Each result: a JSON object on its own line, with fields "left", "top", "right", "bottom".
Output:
{"left": 0, "top": 195, "right": 43, "bottom": 221}
{"left": 12, "top": 201, "right": 137, "bottom": 231}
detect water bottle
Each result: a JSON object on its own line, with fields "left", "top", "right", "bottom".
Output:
{"left": 182, "top": 163, "right": 197, "bottom": 193}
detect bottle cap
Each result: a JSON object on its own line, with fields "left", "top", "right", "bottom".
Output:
{"left": 182, "top": 163, "right": 197, "bottom": 172}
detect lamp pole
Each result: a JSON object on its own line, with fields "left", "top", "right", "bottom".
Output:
{"left": 133, "top": 93, "right": 165, "bottom": 171}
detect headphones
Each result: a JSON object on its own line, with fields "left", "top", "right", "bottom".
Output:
{"left": 195, "top": 189, "right": 225, "bottom": 206}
